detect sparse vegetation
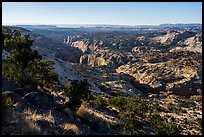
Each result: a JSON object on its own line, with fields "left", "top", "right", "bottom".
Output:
{"left": 108, "top": 95, "right": 148, "bottom": 134}
{"left": 91, "top": 95, "right": 108, "bottom": 108}
{"left": 148, "top": 113, "right": 180, "bottom": 135}
{"left": 62, "top": 79, "right": 93, "bottom": 111}
{"left": 89, "top": 94, "right": 181, "bottom": 135}
{"left": 29, "top": 60, "right": 59, "bottom": 91}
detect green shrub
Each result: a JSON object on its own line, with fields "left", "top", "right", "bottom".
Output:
{"left": 148, "top": 113, "right": 180, "bottom": 135}
{"left": 29, "top": 60, "right": 59, "bottom": 91}
{"left": 13, "top": 72, "right": 24, "bottom": 85}
{"left": 63, "top": 79, "right": 92, "bottom": 111}
{"left": 4, "top": 32, "right": 42, "bottom": 71}
{"left": 2, "top": 62, "right": 26, "bottom": 85}
{"left": 107, "top": 95, "right": 148, "bottom": 135}
{"left": 107, "top": 95, "right": 180, "bottom": 135}
{"left": 92, "top": 95, "right": 108, "bottom": 108}
{"left": 108, "top": 96, "right": 127, "bottom": 111}
{"left": 148, "top": 113, "right": 164, "bottom": 125}
{"left": 160, "top": 121, "right": 179, "bottom": 135}
{"left": 126, "top": 95, "right": 148, "bottom": 117}
{"left": 119, "top": 95, "right": 148, "bottom": 134}
{"left": 2, "top": 63, "right": 10, "bottom": 76}
{"left": 2, "top": 63, "right": 16, "bottom": 79}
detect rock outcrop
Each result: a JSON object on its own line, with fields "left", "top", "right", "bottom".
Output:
{"left": 71, "top": 40, "right": 90, "bottom": 53}
{"left": 80, "top": 54, "right": 106, "bottom": 67}
{"left": 151, "top": 31, "right": 180, "bottom": 45}
{"left": 170, "top": 32, "right": 202, "bottom": 53}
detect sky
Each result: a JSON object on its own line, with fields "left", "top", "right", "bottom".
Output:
{"left": 2, "top": 2, "right": 202, "bottom": 26}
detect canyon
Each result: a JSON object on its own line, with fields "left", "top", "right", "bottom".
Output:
{"left": 2, "top": 24, "right": 202, "bottom": 135}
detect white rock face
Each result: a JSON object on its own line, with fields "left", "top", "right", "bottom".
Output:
{"left": 43, "top": 55, "right": 102, "bottom": 94}
{"left": 71, "top": 40, "right": 89, "bottom": 53}
{"left": 152, "top": 31, "right": 179, "bottom": 45}
{"left": 53, "top": 59, "right": 83, "bottom": 85}
{"left": 103, "top": 80, "right": 143, "bottom": 95}
{"left": 170, "top": 32, "right": 202, "bottom": 53}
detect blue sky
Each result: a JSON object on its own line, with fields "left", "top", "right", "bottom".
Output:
{"left": 2, "top": 2, "right": 202, "bottom": 25}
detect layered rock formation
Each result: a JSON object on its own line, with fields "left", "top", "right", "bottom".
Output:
{"left": 79, "top": 54, "right": 106, "bottom": 67}
{"left": 116, "top": 50, "right": 202, "bottom": 96}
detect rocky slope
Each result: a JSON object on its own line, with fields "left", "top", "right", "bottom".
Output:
{"left": 72, "top": 64, "right": 143, "bottom": 96}
{"left": 2, "top": 76, "right": 120, "bottom": 135}
{"left": 116, "top": 50, "right": 202, "bottom": 97}
{"left": 148, "top": 91, "right": 202, "bottom": 135}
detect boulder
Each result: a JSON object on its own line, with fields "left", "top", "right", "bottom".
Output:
{"left": 3, "top": 91, "right": 22, "bottom": 103}
{"left": 22, "top": 92, "right": 43, "bottom": 107}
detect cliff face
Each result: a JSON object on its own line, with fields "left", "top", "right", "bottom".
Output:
{"left": 71, "top": 41, "right": 89, "bottom": 53}
{"left": 70, "top": 40, "right": 99, "bottom": 54}
{"left": 80, "top": 54, "right": 106, "bottom": 67}
{"left": 64, "top": 38, "right": 107, "bottom": 66}
{"left": 65, "top": 39, "right": 115, "bottom": 67}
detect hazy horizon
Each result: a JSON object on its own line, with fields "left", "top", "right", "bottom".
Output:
{"left": 2, "top": 23, "right": 202, "bottom": 26}
{"left": 2, "top": 2, "right": 202, "bottom": 26}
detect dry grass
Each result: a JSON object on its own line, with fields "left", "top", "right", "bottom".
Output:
{"left": 77, "top": 105, "right": 119, "bottom": 125}
{"left": 23, "top": 109, "right": 54, "bottom": 123}
{"left": 61, "top": 123, "right": 81, "bottom": 135}
{"left": 76, "top": 105, "right": 89, "bottom": 118}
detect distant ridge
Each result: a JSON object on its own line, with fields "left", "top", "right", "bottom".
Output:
{"left": 159, "top": 23, "right": 202, "bottom": 28}
{"left": 14, "top": 25, "right": 57, "bottom": 29}
{"left": 13, "top": 23, "right": 202, "bottom": 29}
